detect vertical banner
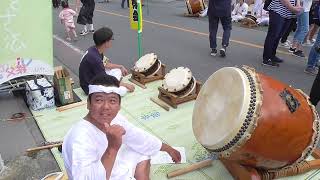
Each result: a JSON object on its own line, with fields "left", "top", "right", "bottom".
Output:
{"left": 129, "top": 0, "right": 143, "bottom": 58}
{"left": 129, "top": 0, "right": 143, "bottom": 31}
{"left": 0, "top": 0, "right": 54, "bottom": 85}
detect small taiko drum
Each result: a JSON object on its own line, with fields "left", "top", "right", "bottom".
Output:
{"left": 245, "top": 14, "right": 257, "bottom": 22}
{"left": 133, "top": 53, "right": 162, "bottom": 77}
{"left": 192, "top": 66, "right": 320, "bottom": 170}
{"left": 185, "top": 0, "right": 206, "bottom": 15}
{"left": 242, "top": 14, "right": 258, "bottom": 26}
{"left": 162, "top": 67, "right": 196, "bottom": 98}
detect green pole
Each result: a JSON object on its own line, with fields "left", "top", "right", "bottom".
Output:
{"left": 137, "top": 0, "right": 143, "bottom": 59}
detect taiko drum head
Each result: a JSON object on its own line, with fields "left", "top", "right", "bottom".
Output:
{"left": 133, "top": 53, "right": 157, "bottom": 73}
{"left": 162, "top": 67, "right": 192, "bottom": 92}
{"left": 193, "top": 67, "right": 250, "bottom": 150}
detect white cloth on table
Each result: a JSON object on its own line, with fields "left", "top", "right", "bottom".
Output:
{"left": 62, "top": 113, "right": 162, "bottom": 180}
{"left": 105, "top": 68, "right": 122, "bottom": 81}
{"left": 105, "top": 68, "right": 128, "bottom": 96}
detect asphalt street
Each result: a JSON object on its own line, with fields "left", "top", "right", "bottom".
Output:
{"left": 53, "top": 0, "right": 316, "bottom": 100}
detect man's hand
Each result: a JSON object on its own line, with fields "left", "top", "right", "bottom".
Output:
{"left": 280, "top": 0, "right": 303, "bottom": 14}
{"left": 104, "top": 123, "right": 126, "bottom": 151}
{"left": 160, "top": 143, "right": 181, "bottom": 163}
{"left": 167, "top": 147, "right": 182, "bottom": 163}
{"left": 120, "top": 66, "right": 128, "bottom": 76}
{"left": 292, "top": 6, "right": 303, "bottom": 14}
{"left": 101, "top": 123, "right": 125, "bottom": 180}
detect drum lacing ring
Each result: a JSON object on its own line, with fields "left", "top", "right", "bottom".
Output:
{"left": 291, "top": 110, "right": 320, "bottom": 165}
{"left": 211, "top": 68, "right": 257, "bottom": 153}
{"left": 302, "top": 120, "right": 319, "bottom": 160}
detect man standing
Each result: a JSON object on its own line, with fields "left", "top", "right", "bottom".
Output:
{"left": 79, "top": 27, "right": 135, "bottom": 95}
{"left": 75, "top": 0, "right": 95, "bottom": 35}
{"left": 262, "top": 0, "right": 303, "bottom": 67}
{"left": 62, "top": 74, "right": 181, "bottom": 179}
{"left": 208, "top": 0, "right": 232, "bottom": 57}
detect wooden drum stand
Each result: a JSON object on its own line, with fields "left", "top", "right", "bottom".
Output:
{"left": 129, "top": 64, "right": 166, "bottom": 89}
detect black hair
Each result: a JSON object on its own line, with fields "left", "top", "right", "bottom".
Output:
{"left": 93, "top": 27, "right": 114, "bottom": 46}
{"left": 88, "top": 73, "right": 121, "bottom": 102}
{"left": 52, "top": 0, "right": 61, "bottom": 8}
{"left": 61, "top": 1, "right": 69, "bottom": 8}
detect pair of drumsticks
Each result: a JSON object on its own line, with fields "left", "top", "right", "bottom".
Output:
{"left": 26, "top": 141, "right": 212, "bottom": 178}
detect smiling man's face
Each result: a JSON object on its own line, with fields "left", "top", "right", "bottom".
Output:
{"left": 88, "top": 92, "right": 120, "bottom": 125}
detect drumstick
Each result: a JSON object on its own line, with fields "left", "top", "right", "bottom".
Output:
{"left": 150, "top": 97, "right": 170, "bottom": 111}
{"left": 167, "top": 159, "right": 213, "bottom": 178}
{"left": 26, "top": 143, "right": 62, "bottom": 154}
{"left": 129, "top": 78, "right": 147, "bottom": 89}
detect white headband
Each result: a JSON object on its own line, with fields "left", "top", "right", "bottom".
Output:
{"left": 88, "top": 85, "right": 127, "bottom": 96}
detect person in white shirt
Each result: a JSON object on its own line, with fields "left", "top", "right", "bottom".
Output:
{"left": 253, "top": 0, "right": 269, "bottom": 25}
{"left": 62, "top": 73, "right": 181, "bottom": 180}
{"left": 232, "top": 0, "right": 249, "bottom": 22}
{"left": 289, "top": 0, "right": 313, "bottom": 58}
{"left": 252, "top": 0, "right": 263, "bottom": 14}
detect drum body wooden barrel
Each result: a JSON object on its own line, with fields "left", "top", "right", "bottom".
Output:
{"left": 186, "top": 0, "right": 206, "bottom": 14}
{"left": 192, "top": 67, "right": 319, "bottom": 169}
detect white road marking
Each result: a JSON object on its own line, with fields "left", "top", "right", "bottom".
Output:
{"left": 53, "top": 34, "right": 85, "bottom": 55}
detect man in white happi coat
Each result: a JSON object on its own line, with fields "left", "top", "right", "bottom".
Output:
{"left": 62, "top": 73, "right": 181, "bottom": 180}
{"left": 232, "top": 0, "right": 249, "bottom": 22}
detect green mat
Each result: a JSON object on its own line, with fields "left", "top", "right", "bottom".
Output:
{"left": 30, "top": 78, "right": 320, "bottom": 180}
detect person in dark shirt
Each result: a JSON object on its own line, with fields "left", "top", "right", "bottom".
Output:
{"left": 79, "top": 27, "right": 135, "bottom": 95}
{"left": 262, "top": 0, "right": 302, "bottom": 67}
{"left": 207, "top": 0, "right": 232, "bottom": 57}
{"left": 75, "top": 0, "right": 95, "bottom": 35}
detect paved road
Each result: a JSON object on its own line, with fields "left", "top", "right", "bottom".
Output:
{"left": 53, "top": 0, "right": 316, "bottom": 98}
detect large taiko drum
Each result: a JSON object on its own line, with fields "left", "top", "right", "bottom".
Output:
{"left": 133, "top": 53, "right": 162, "bottom": 77}
{"left": 185, "top": 0, "right": 206, "bottom": 15}
{"left": 192, "top": 66, "right": 320, "bottom": 170}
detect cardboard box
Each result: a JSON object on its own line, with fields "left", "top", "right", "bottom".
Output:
{"left": 53, "top": 66, "right": 74, "bottom": 105}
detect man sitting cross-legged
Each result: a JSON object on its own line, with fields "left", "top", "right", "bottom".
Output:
{"left": 79, "top": 26, "right": 135, "bottom": 95}
{"left": 62, "top": 73, "right": 181, "bottom": 180}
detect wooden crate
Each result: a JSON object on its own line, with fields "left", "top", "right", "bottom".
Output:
{"left": 53, "top": 66, "right": 74, "bottom": 105}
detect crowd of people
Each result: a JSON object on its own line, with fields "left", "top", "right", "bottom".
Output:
{"left": 203, "top": 0, "right": 320, "bottom": 74}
